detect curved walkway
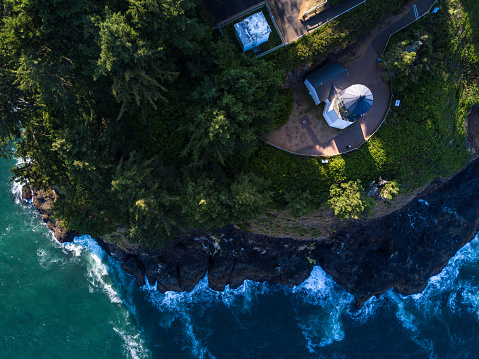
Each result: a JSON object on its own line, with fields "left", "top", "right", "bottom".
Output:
{"left": 265, "top": 0, "right": 436, "bottom": 156}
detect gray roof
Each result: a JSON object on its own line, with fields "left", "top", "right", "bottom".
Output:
{"left": 305, "top": 61, "right": 350, "bottom": 103}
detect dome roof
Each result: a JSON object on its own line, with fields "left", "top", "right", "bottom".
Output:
{"left": 342, "top": 84, "right": 373, "bottom": 116}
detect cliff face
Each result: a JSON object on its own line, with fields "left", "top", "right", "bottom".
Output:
{"left": 28, "top": 157, "right": 479, "bottom": 308}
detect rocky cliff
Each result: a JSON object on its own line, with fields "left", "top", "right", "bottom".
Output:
{"left": 27, "top": 157, "right": 479, "bottom": 308}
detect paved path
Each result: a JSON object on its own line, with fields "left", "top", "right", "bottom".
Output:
{"left": 272, "top": 0, "right": 365, "bottom": 43}
{"left": 268, "top": 0, "right": 436, "bottom": 156}
{"left": 299, "top": 116, "right": 322, "bottom": 146}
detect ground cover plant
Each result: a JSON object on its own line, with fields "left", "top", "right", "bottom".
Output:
{"left": 245, "top": 0, "right": 479, "bottom": 224}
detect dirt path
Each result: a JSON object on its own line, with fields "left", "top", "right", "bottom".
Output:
{"left": 265, "top": 0, "right": 436, "bottom": 157}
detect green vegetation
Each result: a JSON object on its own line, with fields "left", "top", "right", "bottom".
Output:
{"left": 272, "top": 0, "right": 410, "bottom": 71}
{"left": 380, "top": 181, "right": 400, "bottom": 200}
{"left": 381, "top": 33, "right": 432, "bottom": 91}
{"left": 328, "top": 180, "right": 375, "bottom": 219}
{"left": 0, "top": 0, "right": 287, "bottom": 247}
{"left": 0, "top": 0, "right": 477, "bottom": 246}
{"left": 246, "top": 0, "right": 478, "bottom": 221}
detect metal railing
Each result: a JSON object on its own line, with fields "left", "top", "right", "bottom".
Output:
{"left": 260, "top": 0, "right": 441, "bottom": 157}
{"left": 302, "top": 1, "right": 328, "bottom": 20}
{"left": 257, "top": 43, "right": 286, "bottom": 58}
{"left": 214, "top": 2, "right": 266, "bottom": 29}
{"left": 258, "top": 83, "right": 394, "bottom": 157}
{"left": 382, "top": 0, "right": 439, "bottom": 53}
{"left": 287, "top": 0, "right": 367, "bottom": 44}
{"left": 265, "top": 0, "right": 286, "bottom": 45}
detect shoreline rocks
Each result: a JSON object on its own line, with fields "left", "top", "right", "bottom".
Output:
{"left": 25, "top": 157, "right": 479, "bottom": 308}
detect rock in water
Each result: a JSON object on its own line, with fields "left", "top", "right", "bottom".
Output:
{"left": 21, "top": 185, "right": 32, "bottom": 201}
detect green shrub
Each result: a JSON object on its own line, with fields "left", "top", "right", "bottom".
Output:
{"left": 380, "top": 181, "right": 400, "bottom": 200}
{"left": 285, "top": 190, "right": 315, "bottom": 218}
{"left": 327, "top": 180, "right": 376, "bottom": 219}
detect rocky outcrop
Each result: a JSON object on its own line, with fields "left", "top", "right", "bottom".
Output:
{"left": 26, "top": 188, "right": 79, "bottom": 243}
{"left": 26, "top": 157, "right": 479, "bottom": 308}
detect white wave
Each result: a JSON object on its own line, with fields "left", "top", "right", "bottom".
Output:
{"left": 10, "top": 158, "right": 31, "bottom": 204}
{"left": 180, "top": 311, "right": 216, "bottom": 359}
{"left": 143, "top": 273, "right": 268, "bottom": 312}
{"left": 36, "top": 247, "right": 66, "bottom": 269}
{"left": 292, "top": 266, "right": 353, "bottom": 302}
{"left": 142, "top": 277, "right": 221, "bottom": 358}
{"left": 391, "top": 291, "right": 418, "bottom": 332}
{"left": 347, "top": 294, "right": 385, "bottom": 323}
{"left": 113, "top": 326, "right": 151, "bottom": 359}
{"left": 141, "top": 275, "right": 158, "bottom": 291}
{"left": 461, "top": 289, "right": 479, "bottom": 320}
{"left": 401, "top": 233, "right": 479, "bottom": 307}
{"left": 63, "top": 242, "right": 84, "bottom": 257}
{"left": 64, "top": 235, "right": 122, "bottom": 304}
{"left": 10, "top": 178, "right": 24, "bottom": 204}
{"left": 447, "top": 292, "right": 457, "bottom": 313}
{"left": 419, "top": 199, "right": 429, "bottom": 206}
{"left": 73, "top": 234, "right": 107, "bottom": 260}
{"left": 291, "top": 267, "right": 355, "bottom": 350}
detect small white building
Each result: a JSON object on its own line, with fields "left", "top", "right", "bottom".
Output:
{"left": 234, "top": 12, "right": 271, "bottom": 52}
{"left": 304, "top": 62, "right": 373, "bottom": 129}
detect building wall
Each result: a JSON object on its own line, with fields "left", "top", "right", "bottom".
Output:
{"left": 254, "top": 32, "right": 270, "bottom": 47}
{"left": 234, "top": 29, "right": 246, "bottom": 52}
{"left": 243, "top": 40, "right": 254, "bottom": 52}
{"left": 304, "top": 80, "right": 320, "bottom": 105}
{"left": 323, "top": 100, "right": 353, "bottom": 129}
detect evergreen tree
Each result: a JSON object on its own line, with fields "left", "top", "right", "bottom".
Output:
{"left": 328, "top": 180, "right": 375, "bottom": 219}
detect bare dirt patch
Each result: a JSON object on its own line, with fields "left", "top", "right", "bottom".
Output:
{"left": 245, "top": 206, "right": 343, "bottom": 239}
{"left": 265, "top": 84, "right": 342, "bottom": 152}
{"left": 246, "top": 188, "right": 423, "bottom": 239}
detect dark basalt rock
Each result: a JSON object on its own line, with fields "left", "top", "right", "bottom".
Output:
{"left": 121, "top": 256, "right": 146, "bottom": 285}
{"left": 27, "top": 157, "right": 479, "bottom": 308}
{"left": 21, "top": 184, "right": 33, "bottom": 201}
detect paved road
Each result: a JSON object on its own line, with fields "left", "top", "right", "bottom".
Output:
{"left": 268, "top": 0, "right": 436, "bottom": 156}
{"left": 272, "top": 0, "right": 365, "bottom": 43}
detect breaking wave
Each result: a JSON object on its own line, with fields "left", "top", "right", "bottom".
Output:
{"left": 64, "top": 235, "right": 151, "bottom": 359}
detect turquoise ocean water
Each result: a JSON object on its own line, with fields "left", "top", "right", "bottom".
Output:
{"left": 1, "top": 156, "right": 479, "bottom": 358}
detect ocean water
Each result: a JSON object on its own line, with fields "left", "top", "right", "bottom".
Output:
{"left": 1, "top": 156, "right": 479, "bottom": 358}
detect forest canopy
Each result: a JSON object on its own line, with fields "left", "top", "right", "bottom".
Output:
{"left": 1, "top": 0, "right": 477, "bottom": 245}
{"left": 0, "top": 0, "right": 288, "bottom": 246}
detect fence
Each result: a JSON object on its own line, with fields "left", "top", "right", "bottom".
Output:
{"left": 287, "top": 0, "right": 367, "bottom": 45}
{"left": 257, "top": 43, "right": 286, "bottom": 58}
{"left": 214, "top": 2, "right": 266, "bottom": 29}
{"left": 302, "top": 1, "right": 328, "bottom": 21}
{"left": 382, "top": 0, "right": 439, "bottom": 53}
{"left": 258, "top": 83, "right": 394, "bottom": 157}
{"left": 221, "top": 0, "right": 367, "bottom": 58}
{"left": 265, "top": 0, "right": 286, "bottom": 45}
